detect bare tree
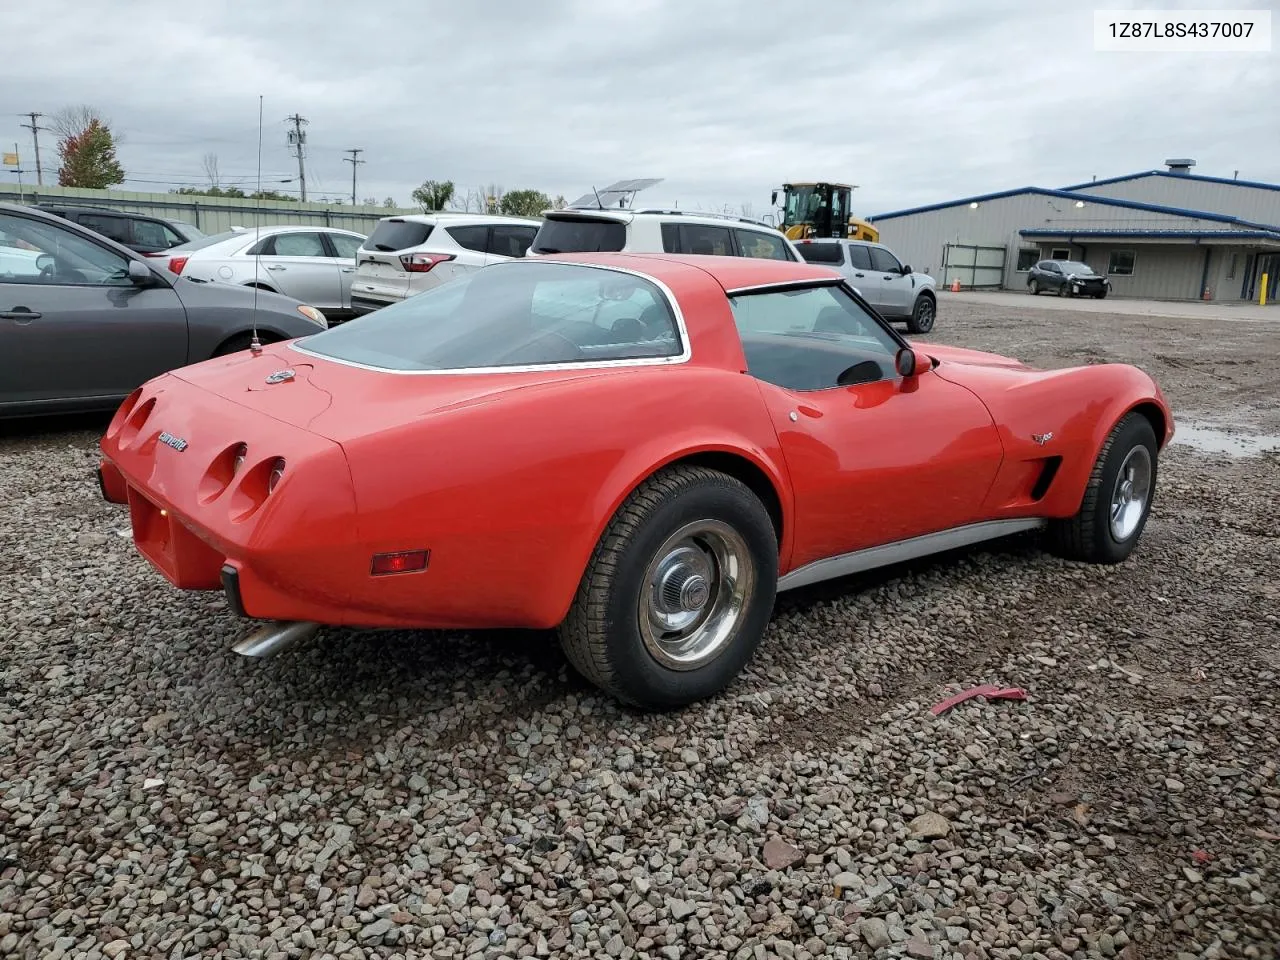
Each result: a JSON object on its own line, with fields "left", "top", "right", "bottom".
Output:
{"left": 51, "top": 105, "right": 123, "bottom": 144}
{"left": 483, "top": 183, "right": 505, "bottom": 214}
{"left": 739, "top": 201, "right": 755, "bottom": 221}
{"left": 202, "top": 152, "right": 220, "bottom": 189}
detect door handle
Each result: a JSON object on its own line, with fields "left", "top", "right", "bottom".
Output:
{"left": 853, "top": 272, "right": 864, "bottom": 277}
{"left": 341, "top": 267, "right": 354, "bottom": 273}
{"left": 0, "top": 309, "right": 41, "bottom": 321}
{"left": 266, "top": 265, "right": 286, "bottom": 271}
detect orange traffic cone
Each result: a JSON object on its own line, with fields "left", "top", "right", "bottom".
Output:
{"left": 950, "top": 278, "right": 961, "bottom": 292}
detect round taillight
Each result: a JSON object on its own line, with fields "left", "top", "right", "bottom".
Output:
{"left": 232, "top": 443, "right": 248, "bottom": 474}
{"left": 267, "top": 458, "right": 286, "bottom": 493}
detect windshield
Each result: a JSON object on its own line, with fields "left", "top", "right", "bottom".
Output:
{"left": 1058, "top": 261, "right": 1095, "bottom": 273}
{"left": 783, "top": 186, "right": 821, "bottom": 227}
{"left": 299, "top": 261, "right": 683, "bottom": 372}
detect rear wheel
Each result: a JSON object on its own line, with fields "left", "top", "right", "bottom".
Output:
{"left": 906, "top": 293, "right": 936, "bottom": 334}
{"left": 1047, "top": 412, "right": 1158, "bottom": 564}
{"left": 558, "top": 465, "right": 778, "bottom": 710}
{"left": 1029, "top": 280, "right": 1041, "bottom": 295}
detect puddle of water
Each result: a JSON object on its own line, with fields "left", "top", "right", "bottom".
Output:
{"left": 1172, "top": 421, "right": 1280, "bottom": 457}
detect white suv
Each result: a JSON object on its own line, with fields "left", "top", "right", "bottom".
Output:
{"left": 351, "top": 213, "right": 541, "bottom": 315}
{"left": 527, "top": 208, "right": 803, "bottom": 262}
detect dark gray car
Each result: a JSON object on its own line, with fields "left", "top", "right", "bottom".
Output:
{"left": 0, "top": 203, "right": 329, "bottom": 418}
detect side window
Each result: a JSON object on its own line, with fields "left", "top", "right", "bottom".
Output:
{"left": 76, "top": 214, "right": 133, "bottom": 246}
{"left": 273, "top": 232, "right": 328, "bottom": 257}
{"left": 869, "top": 246, "right": 902, "bottom": 273}
{"left": 328, "top": 234, "right": 364, "bottom": 259}
{"left": 728, "top": 284, "right": 901, "bottom": 392}
{"left": 0, "top": 211, "right": 133, "bottom": 286}
{"left": 678, "top": 223, "right": 733, "bottom": 256}
{"left": 734, "top": 229, "right": 793, "bottom": 261}
{"left": 846, "top": 245, "right": 873, "bottom": 270}
{"left": 1042, "top": 262, "right": 1059, "bottom": 274}
{"left": 489, "top": 225, "right": 537, "bottom": 258}
{"left": 446, "top": 225, "right": 490, "bottom": 253}
{"left": 660, "top": 222, "right": 681, "bottom": 253}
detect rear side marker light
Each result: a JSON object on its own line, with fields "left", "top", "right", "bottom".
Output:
{"left": 371, "top": 550, "right": 430, "bottom": 576}
{"left": 399, "top": 252, "right": 455, "bottom": 273}
{"left": 168, "top": 256, "right": 189, "bottom": 274}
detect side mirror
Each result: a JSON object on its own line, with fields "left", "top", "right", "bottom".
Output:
{"left": 895, "top": 346, "right": 932, "bottom": 378}
{"left": 900, "top": 264, "right": 912, "bottom": 275}
{"left": 771, "top": 190, "right": 778, "bottom": 206}
{"left": 127, "top": 260, "right": 154, "bottom": 285}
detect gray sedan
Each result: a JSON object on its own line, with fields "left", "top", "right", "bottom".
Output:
{"left": 0, "top": 203, "right": 329, "bottom": 418}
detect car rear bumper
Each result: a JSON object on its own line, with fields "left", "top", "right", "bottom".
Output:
{"left": 351, "top": 295, "right": 393, "bottom": 315}
{"left": 96, "top": 377, "right": 370, "bottom": 624}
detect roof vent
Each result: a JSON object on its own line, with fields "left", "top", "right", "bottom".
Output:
{"left": 1165, "top": 158, "right": 1196, "bottom": 174}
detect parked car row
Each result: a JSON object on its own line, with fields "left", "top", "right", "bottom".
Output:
{"left": 1, "top": 195, "right": 940, "bottom": 418}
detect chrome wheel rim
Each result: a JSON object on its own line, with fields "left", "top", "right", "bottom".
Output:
{"left": 1109, "top": 445, "right": 1153, "bottom": 541}
{"left": 638, "top": 519, "right": 754, "bottom": 671}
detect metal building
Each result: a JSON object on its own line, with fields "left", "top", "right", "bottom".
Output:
{"left": 868, "top": 160, "right": 1280, "bottom": 302}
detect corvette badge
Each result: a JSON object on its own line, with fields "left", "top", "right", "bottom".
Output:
{"left": 1032, "top": 432, "right": 1054, "bottom": 445}
{"left": 158, "top": 431, "right": 188, "bottom": 452}
{"left": 265, "top": 369, "right": 296, "bottom": 384}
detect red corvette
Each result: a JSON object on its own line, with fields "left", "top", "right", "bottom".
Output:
{"left": 98, "top": 253, "right": 1172, "bottom": 709}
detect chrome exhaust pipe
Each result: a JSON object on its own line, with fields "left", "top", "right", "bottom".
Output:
{"left": 232, "top": 620, "right": 321, "bottom": 658}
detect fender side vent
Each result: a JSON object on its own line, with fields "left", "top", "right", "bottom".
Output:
{"left": 1030, "top": 456, "right": 1063, "bottom": 501}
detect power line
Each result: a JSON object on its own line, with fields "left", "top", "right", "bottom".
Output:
{"left": 19, "top": 112, "right": 48, "bottom": 186}
{"left": 343, "top": 148, "right": 365, "bottom": 206}
{"left": 285, "top": 113, "right": 308, "bottom": 202}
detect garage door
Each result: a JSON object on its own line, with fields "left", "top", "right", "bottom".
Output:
{"left": 942, "top": 243, "right": 1006, "bottom": 289}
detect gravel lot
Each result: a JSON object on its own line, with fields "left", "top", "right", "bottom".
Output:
{"left": 2, "top": 298, "right": 1277, "bottom": 960}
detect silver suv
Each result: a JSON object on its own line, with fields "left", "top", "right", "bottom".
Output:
{"left": 351, "top": 213, "right": 540, "bottom": 315}
{"left": 528, "top": 208, "right": 803, "bottom": 262}
{"left": 795, "top": 238, "right": 937, "bottom": 333}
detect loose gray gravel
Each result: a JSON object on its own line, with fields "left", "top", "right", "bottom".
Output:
{"left": 2, "top": 299, "right": 1277, "bottom": 960}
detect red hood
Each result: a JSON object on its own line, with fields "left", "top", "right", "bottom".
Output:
{"left": 168, "top": 342, "right": 622, "bottom": 443}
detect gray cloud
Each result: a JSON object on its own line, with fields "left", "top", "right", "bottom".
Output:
{"left": 3, "top": 0, "right": 1276, "bottom": 218}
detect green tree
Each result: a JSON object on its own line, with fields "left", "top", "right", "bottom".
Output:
{"left": 382, "top": 196, "right": 397, "bottom": 208}
{"left": 500, "top": 189, "right": 552, "bottom": 217}
{"left": 412, "top": 179, "right": 455, "bottom": 210}
{"left": 56, "top": 117, "right": 125, "bottom": 189}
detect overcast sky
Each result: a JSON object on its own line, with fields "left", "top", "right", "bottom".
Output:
{"left": 4, "top": 0, "right": 1277, "bottom": 217}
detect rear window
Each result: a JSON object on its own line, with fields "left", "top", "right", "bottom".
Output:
{"left": 298, "top": 261, "right": 682, "bottom": 372}
{"left": 796, "top": 242, "right": 844, "bottom": 265}
{"left": 364, "top": 219, "right": 434, "bottom": 252}
{"left": 530, "top": 216, "right": 626, "bottom": 254}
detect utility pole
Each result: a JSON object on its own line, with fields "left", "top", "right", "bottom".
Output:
{"left": 19, "top": 112, "right": 46, "bottom": 185}
{"left": 343, "top": 148, "right": 365, "bottom": 206}
{"left": 285, "top": 113, "right": 308, "bottom": 202}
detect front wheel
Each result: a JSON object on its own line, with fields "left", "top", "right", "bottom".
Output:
{"left": 906, "top": 294, "right": 936, "bottom": 334}
{"left": 1029, "top": 280, "right": 1041, "bottom": 295}
{"left": 558, "top": 465, "right": 778, "bottom": 709}
{"left": 1047, "top": 412, "right": 1158, "bottom": 564}
{"left": 1095, "top": 289, "right": 1108, "bottom": 299}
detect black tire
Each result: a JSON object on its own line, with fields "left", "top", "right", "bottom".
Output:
{"left": 1047, "top": 412, "right": 1158, "bottom": 564}
{"left": 1029, "top": 280, "right": 1041, "bottom": 295}
{"left": 906, "top": 293, "right": 936, "bottom": 334}
{"left": 1095, "top": 289, "right": 1108, "bottom": 300}
{"left": 1057, "top": 283, "right": 1070, "bottom": 297}
{"left": 558, "top": 465, "right": 778, "bottom": 710}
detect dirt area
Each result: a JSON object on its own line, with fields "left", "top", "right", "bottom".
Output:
{"left": 0, "top": 298, "right": 1276, "bottom": 960}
